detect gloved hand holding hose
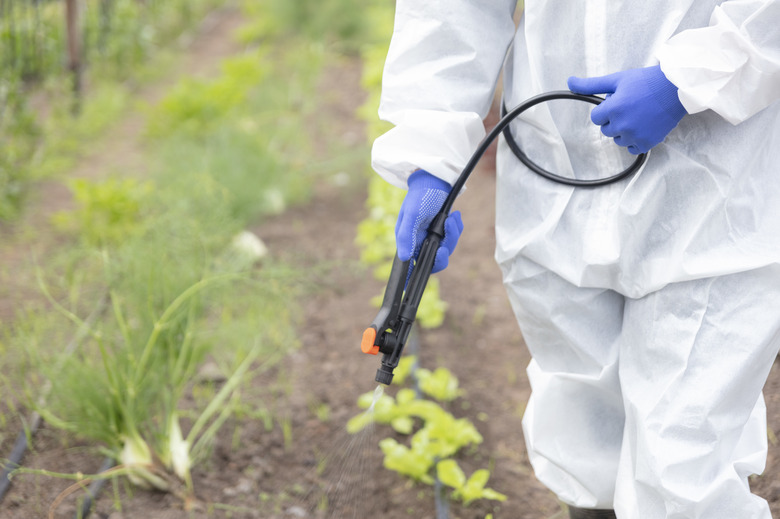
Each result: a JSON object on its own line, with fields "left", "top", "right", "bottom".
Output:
{"left": 396, "top": 169, "right": 463, "bottom": 273}
{"left": 568, "top": 65, "right": 687, "bottom": 154}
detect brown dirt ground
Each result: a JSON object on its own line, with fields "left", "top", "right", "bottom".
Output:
{"left": 3, "top": 6, "right": 780, "bottom": 519}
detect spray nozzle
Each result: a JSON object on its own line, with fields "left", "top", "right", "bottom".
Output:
{"left": 375, "top": 365, "right": 394, "bottom": 386}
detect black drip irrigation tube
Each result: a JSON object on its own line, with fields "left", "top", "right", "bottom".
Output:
{"left": 1, "top": 450, "right": 115, "bottom": 519}
{"left": 406, "top": 325, "right": 450, "bottom": 519}
{"left": 0, "top": 412, "right": 43, "bottom": 503}
{"left": 75, "top": 457, "right": 116, "bottom": 519}
{"left": 0, "top": 295, "right": 109, "bottom": 517}
{"left": 434, "top": 474, "right": 450, "bottom": 519}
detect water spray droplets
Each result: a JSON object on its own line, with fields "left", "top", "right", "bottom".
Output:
{"left": 367, "top": 384, "right": 384, "bottom": 413}
{"left": 293, "top": 385, "right": 386, "bottom": 518}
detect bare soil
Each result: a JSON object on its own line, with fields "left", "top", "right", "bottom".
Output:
{"left": 3, "top": 6, "right": 780, "bottom": 519}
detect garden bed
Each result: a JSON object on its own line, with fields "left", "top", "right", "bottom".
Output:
{"left": 10, "top": 148, "right": 780, "bottom": 519}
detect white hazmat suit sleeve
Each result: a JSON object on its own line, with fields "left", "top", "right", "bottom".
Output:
{"left": 371, "top": 1, "right": 518, "bottom": 189}
{"left": 657, "top": 0, "right": 780, "bottom": 125}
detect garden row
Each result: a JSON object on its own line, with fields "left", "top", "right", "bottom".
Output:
{"left": 3, "top": 0, "right": 513, "bottom": 516}
{"left": 1, "top": 0, "right": 379, "bottom": 515}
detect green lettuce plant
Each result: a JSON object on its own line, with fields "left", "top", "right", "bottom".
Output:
{"left": 348, "top": 362, "right": 505, "bottom": 508}
{"left": 437, "top": 460, "right": 507, "bottom": 506}
{"left": 416, "top": 367, "right": 463, "bottom": 402}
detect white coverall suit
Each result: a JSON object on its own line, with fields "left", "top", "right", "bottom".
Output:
{"left": 371, "top": 1, "right": 780, "bottom": 518}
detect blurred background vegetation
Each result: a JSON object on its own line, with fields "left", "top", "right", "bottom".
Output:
{"left": 0, "top": 0, "right": 395, "bottom": 511}
{"left": 0, "top": 0, "right": 387, "bottom": 220}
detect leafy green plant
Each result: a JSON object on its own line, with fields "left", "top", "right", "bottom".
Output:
{"left": 348, "top": 363, "right": 505, "bottom": 509}
{"left": 379, "top": 437, "right": 436, "bottom": 484}
{"left": 23, "top": 248, "right": 295, "bottom": 501}
{"left": 53, "top": 177, "right": 152, "bottom": 247}
{"left": 437, "top": 460, "right": 507, "bottom": 506}
{"left": 416, "top": 367, "right": 463, "bottom": 402}
{"left": 145, "top": 51, "right": 270, "bottom": 138}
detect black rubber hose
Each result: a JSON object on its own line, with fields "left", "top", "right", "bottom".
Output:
{"left": 434, "top": 468, "right": 450, "bottom": 519}
{"left": 0, "top": 413, "right": 42, "bottom": 503}
{"left": 500, "top": 92, "right": 646, "bottom": 187}
{"left": 440, "top": 90, "right": 648, "bottom": 216}
{"left": 75, "top": 456, "right": 116, "bottom": 519}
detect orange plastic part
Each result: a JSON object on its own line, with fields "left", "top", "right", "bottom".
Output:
{"left": 361, "top": 327, "right": 379, "bottom": 355}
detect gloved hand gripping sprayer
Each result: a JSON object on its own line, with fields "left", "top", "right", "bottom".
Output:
{"left": 360, "top": 91, "right": 648, "bottom": 385}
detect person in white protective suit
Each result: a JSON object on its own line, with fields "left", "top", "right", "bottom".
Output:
{"left": 371, "top": 1, "right": 780, "bottom": 518}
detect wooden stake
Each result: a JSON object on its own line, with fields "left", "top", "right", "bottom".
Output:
{"left": 65, "top": 0, "right": 82, "bottom": 114}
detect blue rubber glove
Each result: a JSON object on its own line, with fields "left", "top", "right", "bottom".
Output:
{"left": 567, "top": 65, "right": 687, "bottom": 155}
{"left": 396, "top": 169, "right": 464, "bottom": 273}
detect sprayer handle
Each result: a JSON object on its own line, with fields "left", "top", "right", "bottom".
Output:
{"left": 361, "top": 254, "right": 409, "bottom": 355}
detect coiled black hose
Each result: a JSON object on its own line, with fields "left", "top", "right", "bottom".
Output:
{"left": 440, "top": 90, "right": 648, "bottom": 218}
{"left": 500, "top": 91, "right": 647, "bottom": 187}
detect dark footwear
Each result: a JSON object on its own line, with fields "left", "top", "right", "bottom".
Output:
{"left": 569, "top": 506, "right": 617, "bottom": 519}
